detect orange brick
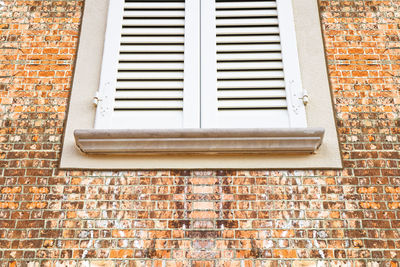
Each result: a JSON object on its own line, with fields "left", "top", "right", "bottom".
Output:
{"left": 0, "top": 0, "right": 399, "bottom": 263}
{"left": 273, "top": 249, "right": 297, "bottom": 258}
{"left": 273, "top": 230, "right": 295, "bottom": 238}
{"left": 109, "top": 249, "right": 134, "bottom": 258}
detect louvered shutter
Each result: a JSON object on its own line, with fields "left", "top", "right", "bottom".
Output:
{"left": 201, "top": 0, "right": 307, "bottom": 128}
{"left": 95, "top": 0, "right": 200, "bottom": 129}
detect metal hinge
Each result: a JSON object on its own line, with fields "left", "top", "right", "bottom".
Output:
{"left": 93, "top": 91, "right": 102, "bottom": 106}
{"left": 300, "top": 89, "right": 309, "bottom": 106}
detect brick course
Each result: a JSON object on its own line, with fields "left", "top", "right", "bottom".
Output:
{"left": 0, "top": 0, "right": 400, "bottom": 265}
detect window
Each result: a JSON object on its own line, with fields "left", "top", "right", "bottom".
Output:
{"left": 60, "top": 0, "right": 342, "bottom": 169}
{"left": 95, "top": 0, "right": 306, "bottom": 129}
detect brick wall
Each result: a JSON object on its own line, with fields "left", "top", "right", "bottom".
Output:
{"left": 0, "top": 0, "right": 400, "bottom": 265}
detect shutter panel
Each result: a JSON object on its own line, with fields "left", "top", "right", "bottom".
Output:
{"left": 95, "top": 0, "right": 200, "bottom": 129}
{"left": 201, "top": 0, "right": 307, "bottom": 128}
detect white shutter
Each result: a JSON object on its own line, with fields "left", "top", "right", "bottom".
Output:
{"left": 201, "top": 0, "right": 307, "bottom": 128}
{"left": 95, "top": 0, "right": 200, "bottom": 129}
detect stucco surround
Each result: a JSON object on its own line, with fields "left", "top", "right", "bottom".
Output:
{"left": 60, "top": 0, "right": 342, "bottom": 169}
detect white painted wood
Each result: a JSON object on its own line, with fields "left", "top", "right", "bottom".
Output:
{"left": 124, "top": 2, "right": 185, "bottom": 9}
{"left": 218, "top": 89, "right": 286, "bottom": 99}
{"left": 117, "top": 81, "right": 183, "bottom": 89}
{"left": 114, "top": 100, "right": 183, "bottom": 109}
{"left": 119, "top": 45, "right": 184, "bottom": 53}
{"left": 200, "top": 0, "right": 218, "bottom": 128}
{"left": 216, "top": 10, "right": 278, "bottom": 17}
{"left": 123, "top": 10, "right": 185, "bottom": 17}
{"left": 217, "top": 18, "right": 279, "bottom": 26}
{"left": 216, "top": 2, "right": 277, "bottom": 9}
{"left": 117, "top": 72, "right": 184, "bottom": 80}
{"left": 112, "top": 111, "right": 183, "bottom": 129}
{"left": 276, "top": 0, "right": 307, "bottom": 127}
{"left": 115, "top": 90, "right": 183, "bottom": 99}
{"left": 95, "top": 0, "right": 305, "bottom": 130}
{"left": 217, "top": 35, "right": 280, "bottom": 44}
{"left": 217, "top": 53, "right": 283, "bottom": 61}
{"left": 210, "top": 0, "right": 292, "bottom": 128}
{"left": 121, "top": 36, "right": 185, "bottom": 44}
{"left": 217, "top": 70, "right": 285, "bottom": 80}
{"left": 121, "top": 27, "right": 185, "bottom": 35}
{"left": 217, "top": 44, "right": 282, "bottom": 52}
{"left": 118, "top": 62, "right": 184, "bottom": 71}
{"left": 217, "top": 62, "right": 284, "bottom": 70}
{"left": 183, "top": 0, "right": 201, "bottom": 128}
{"left": 217, "top": 80, "right": 286, "bottom": 89}
{"left": 218, "top": 99, "right": 287, "bottom": 109}
{"left": 96, "top": 0, "right": 191, "bottom": 129}
{"left": 216, "top": 26, "right": 280, "bottom": 35}
{"left": 216, "top": 110, "right": 290, "bottom": 128}
{"left": 94, "top": 0, "right": 124, "bottom": 129}
{"left": 123, "top": 19, "right": 185, "bottom": 26}
{"left": 119, "top": 53, "right": 184, "bottom": 61}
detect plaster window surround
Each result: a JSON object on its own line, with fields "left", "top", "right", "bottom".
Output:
{"left": 60, "top": 0, "right": 342, "bottom": 169}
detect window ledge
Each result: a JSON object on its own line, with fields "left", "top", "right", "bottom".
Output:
{"left": 74, "top": 128, "right": 325, "bottom": 154}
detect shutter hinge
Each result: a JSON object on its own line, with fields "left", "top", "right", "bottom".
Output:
{"left": 300, "top": 89, "right": 309, "bottom": 106}
{"left": 93, "top": 91, "right": 102, "bottom": 106}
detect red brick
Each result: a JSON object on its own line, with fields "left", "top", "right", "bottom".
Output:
{"left": 0, "top": 0, "right": 399, "bottom": 263}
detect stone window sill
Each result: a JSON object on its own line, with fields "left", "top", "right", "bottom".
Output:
{"left": 74, "top": 128, "right": 325, "bottom": 154}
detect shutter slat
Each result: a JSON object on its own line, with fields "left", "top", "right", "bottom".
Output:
{"left": 217, "top": 61, "right": 283, "bottom": 70}
{"left": 121, "top": 36, "right": 184, "bottom": 44}
{"left": 117, "top": 81, "right": 183, "bottom": 89}
{"left": 216, "top": 2, "right": 277, "bottom": 9}
{"left": 217, "top": 53, "right": 283, "bottom": 61}
{"left": 217, "top": 80, "right": 285, "bottom": 89}
{"left": 119, "top": 53, "right": 184, "bottom": 61}
{"left": 118, "top": 62, "right": 184, "bottom": 70}
{"left": 121, "top": 27, "right": 184, "bottom": 35}
{"left": 216, "top": 10, "right": 278, "bottom": 18}
{"left": 123, "top": 19, "right": 185, "bottom": 26}
{"left": 123, "top": 10, "right": 185, "bottom": 17}
{"left": 217, "top": 35, "right": 280, "bottom": 44}
{"left": 217, "top": 44, "right": 282, "bottom": 52}
{"left": 117, "top": 72, "right": 184, "bottom": 80}
{"left": 96, "top": 0, "right": 191, "bottom": 129}
{"left": 217, "top": 18, "right": 278, "bottom": 26}
{"left": 217, "top": 70, "right": 284, "bottom": 80}
{"left": 120, "top": 45, "right": 184, "bottom": 53}
{"left": 114, "top": 100, "right": 183, "bottom": 109}
{"left": 124, "top": 2, "right": 185, "bottom": 9}
{"left": 214, "top": 0, "right": 288, "bottom": 122}
{"left": 216, "top": 26, "right": 279, "bottom": 35}
{"left": 218, "top": 89, "right": 286, "bottom": 99}
{"left": 115, "top": 90, "right": 183, "bottom": 99}
{"left": 218, "top": 99, "right": 287, "bottom": 109}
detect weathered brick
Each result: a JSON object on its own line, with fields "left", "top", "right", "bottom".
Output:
{"left": 0, "top": 0, "right": 399, "bottom": 264}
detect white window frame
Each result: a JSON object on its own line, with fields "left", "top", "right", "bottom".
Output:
{"left": 60, "top": 0, "right": 342, "bottom": 169}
